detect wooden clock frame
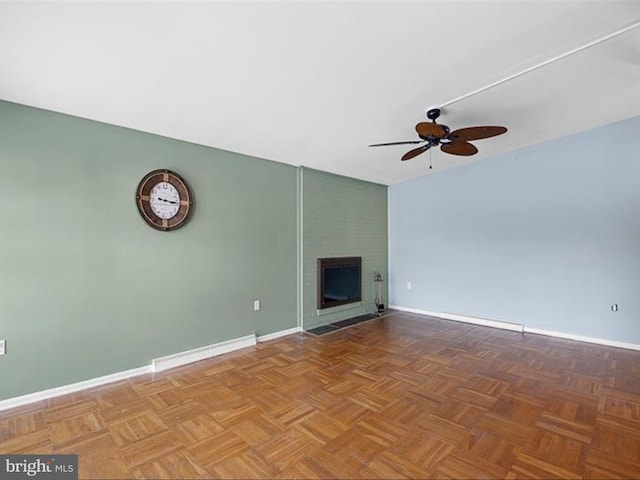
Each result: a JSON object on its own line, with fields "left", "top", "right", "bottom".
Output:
{"left": 135, "top": 169, "right": 193, "bottom": 231}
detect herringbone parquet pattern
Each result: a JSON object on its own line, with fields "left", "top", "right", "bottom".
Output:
{"left": 1, "top": 311, "right": 640, "bottom": 479}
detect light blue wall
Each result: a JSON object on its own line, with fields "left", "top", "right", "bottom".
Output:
{"left": 389, "top": 115, "right": 640, "bottom": 345}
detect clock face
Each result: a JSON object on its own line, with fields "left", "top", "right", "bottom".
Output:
{"left": 135, "top": 170, "right": 193, "bottom": 231}
{"left": 150, "top": 182, "right": 181, "bottom": 219}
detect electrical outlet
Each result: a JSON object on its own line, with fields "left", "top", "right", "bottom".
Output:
{"left": 407, "top": 282, "right": 412, "bottom": 290}
{"left": 253, "top": 300, "right": 260, "bottom": 311}
{"left": 0, "top": 339, "right": 5, "bottom": 356}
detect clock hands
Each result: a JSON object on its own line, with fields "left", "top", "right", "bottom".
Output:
{"left": 156, "top": 197, "right": 179, "bottom": 205}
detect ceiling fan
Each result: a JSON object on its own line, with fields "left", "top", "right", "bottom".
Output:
{"left": 369, "top": 108, "right": 507, "bottom": 161}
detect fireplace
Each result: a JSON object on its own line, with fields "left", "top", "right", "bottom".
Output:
{"left": 317, "top": 257, "right": 362, "bottom": 309}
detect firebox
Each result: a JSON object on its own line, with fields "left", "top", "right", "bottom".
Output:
{"left": 317, "top": 257, "right": 362, "bottom": 309}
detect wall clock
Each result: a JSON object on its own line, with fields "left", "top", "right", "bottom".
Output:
{"left": 135, "top": 169, "right": 193, "bottom": 231}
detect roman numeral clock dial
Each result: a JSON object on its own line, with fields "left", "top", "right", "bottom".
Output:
{"left": 135, "top": 169, "right": 193, "bottom": 231}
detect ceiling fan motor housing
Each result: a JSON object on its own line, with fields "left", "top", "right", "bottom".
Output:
{"left": 426, "top": 108, "right": 441, "bottom": 121}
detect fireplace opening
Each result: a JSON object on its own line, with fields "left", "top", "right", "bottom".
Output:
{"left": 317, "top": 257, "right": 362, "bottom": 309}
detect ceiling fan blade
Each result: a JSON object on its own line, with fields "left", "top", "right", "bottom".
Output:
{"left": 369, "top": 140, "right": 424, "bottom": 147}
{"left": 449, "top": 126, "right": 507, "bottom": 141}
{"left": 401, "top": 144, "right": 430, "bottom": 161}
{"left": 415, "top": 122, "right": 447, "bottom": 139}
{"left": 441, "top": 141, "right": 478, "bottom": 156}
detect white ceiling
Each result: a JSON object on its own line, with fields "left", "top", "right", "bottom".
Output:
{"left": 1, "top": 1, "right": 640, "bottom": 185}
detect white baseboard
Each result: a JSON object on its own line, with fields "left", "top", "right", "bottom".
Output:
{"left": 523, "top": 326, "right": 640, "bottom": 352}
{"left": 0, "top": 365, "right": 153, "bottom": 413}
{"left": 390, "top": 304, "right": 640, "bottom": 352}
{"left": 1, "top": 325, "right": 300, "bottom": 413}
{"left": 152, "top": 334, "right": 257, "bottom": 373}
{"left": 390, "top": 305, "right": 523, "bottom": 332}
{"left": 257, "top": 326, "right": 302, "bottom": 342}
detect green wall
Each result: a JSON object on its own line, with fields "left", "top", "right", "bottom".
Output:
{"left": 301, "top": 168, "right": 388, "bottom": 329}
{"left": 0, "top": 101, "right": 299, "bottom": 401}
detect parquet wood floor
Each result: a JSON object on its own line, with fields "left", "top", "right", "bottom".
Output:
{"left": 2, "top": 311, "right": 640, "bottom": 479}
